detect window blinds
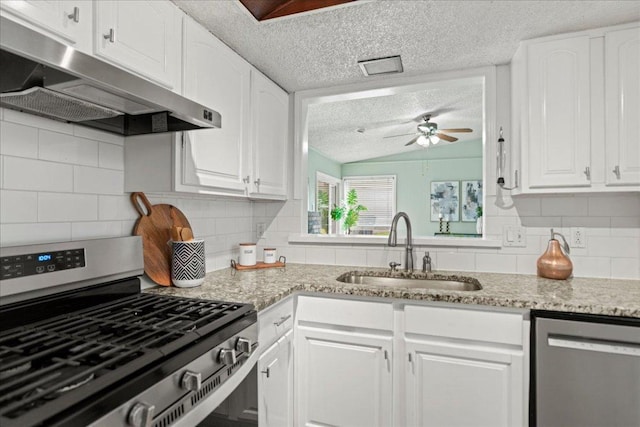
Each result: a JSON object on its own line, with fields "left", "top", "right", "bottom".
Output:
{"left": 343, "top": 175, "right": 396, "bottom": 227}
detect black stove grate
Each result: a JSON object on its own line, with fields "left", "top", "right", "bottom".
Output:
{"left": 0, "top": 293, "right": 253, "bottom": 426}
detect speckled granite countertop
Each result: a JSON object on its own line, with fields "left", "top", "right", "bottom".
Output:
{"left": 144, "top": 264, "right": 640, "bottom": 318}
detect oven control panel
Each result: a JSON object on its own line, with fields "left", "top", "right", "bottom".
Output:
{"left": 1, "top": 248, "right": 85, "bottom": 280}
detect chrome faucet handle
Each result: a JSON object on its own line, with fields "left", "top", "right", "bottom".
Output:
{"left": 389, "top": 261, "right": 401, "bottom": 272}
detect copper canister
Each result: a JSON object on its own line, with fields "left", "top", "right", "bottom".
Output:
{"left": 537, "top": 237, "right": 573, "bottom": 280}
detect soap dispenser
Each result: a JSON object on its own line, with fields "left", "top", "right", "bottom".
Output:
{"left": 537, "top": 229, "right": 572, "bottom": 280}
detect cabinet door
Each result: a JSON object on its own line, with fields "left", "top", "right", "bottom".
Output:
{"left": 0, "top": 0, "right": 91, "bottom": 52}
{"left": 605, "top": 27, "right": 640, "bottom": 186}
{"left": 249, "top": 71, "right": 289, "bottom": 199}
{"left": 296, "top": 326, "right": 392, "bottom": 427}
{"left": 527, "top": 36, "right": 591, "bottom": 188}
{"left": 94, "top": 0, "right": 180, "bottom": 90}
{"left": 181, "top": 18, "right": 250, "bottom": 194}
{"left": 258, "top": 330, "right": 293, "bottom": 427}
{"left": 406, "top": 339, "right": 525, "bottom": 427}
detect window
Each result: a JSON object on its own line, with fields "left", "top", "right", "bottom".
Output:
{"left": 343, "top": 175, "right": 396, "bottom": 235}
{"left": 316, "top": 172, "right": 341, "bottom": 234}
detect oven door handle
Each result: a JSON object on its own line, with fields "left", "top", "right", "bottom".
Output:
{"left": 173, "top": 348, "right": 260, "bottom": 427}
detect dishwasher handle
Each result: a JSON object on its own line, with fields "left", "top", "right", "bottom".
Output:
{"left": 548, "top": 334, "right": 640, "bottom": 357}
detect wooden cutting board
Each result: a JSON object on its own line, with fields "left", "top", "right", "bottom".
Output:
{"left": 131, "top": 192, "right": 191, "bottom": 286}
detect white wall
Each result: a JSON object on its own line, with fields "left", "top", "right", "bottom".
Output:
{"left": 0, "top": 108, "right": 256, "bottom": 273}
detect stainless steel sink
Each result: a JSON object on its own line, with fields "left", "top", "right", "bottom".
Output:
{"left": 336, "top": 272, "right": 482, "bottom": 291}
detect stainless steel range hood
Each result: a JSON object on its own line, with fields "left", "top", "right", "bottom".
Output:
{"left": 0, "top": 17, "right": 221, "bottom": 136}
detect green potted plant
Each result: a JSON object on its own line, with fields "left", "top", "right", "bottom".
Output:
{"left": 330, "top": 189, "right": 367, "bottom": 234}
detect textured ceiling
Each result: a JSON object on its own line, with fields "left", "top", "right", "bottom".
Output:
{"left": 308, "top": 81, "right": 483, "bottom": 163}
{"left": 172, "top": 0, "right": 639, "bottom": 93}
{"left": 171, "top": 0, "right": 639, "bottom": 163}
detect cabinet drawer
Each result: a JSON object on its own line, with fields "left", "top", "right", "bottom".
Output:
{"left": 297, "top": 296, "right": 393, "bottom": 331}
{"left": 259, "top": 296, "right": 294, "bottom": 350}
{"left": 404, "top": 305, "right": 525, "bottom": 346}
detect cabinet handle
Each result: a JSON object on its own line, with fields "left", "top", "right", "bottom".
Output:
{"left": 384, "top": 350, "right": 388, "bottom": 360}
{"left": 104, "top": 28, "right": 115, "bottom": 43}
{"left": 67, "top": 7, "right": 80, "bottom": 23}
{"left": 273, "top": 314, "right": 291, "bottom": 327}
{"left": 613, "top": 165, "right": 621, "bottom": 179}
{"left": 254, "top": 178, "right": 261, "bottom": 190}
{"left": 242, "top": 176, "right": 250, "bottom": 184}
{"left": 408, "top": 353, "right": 412, "bottom": 363}
{"left": 583, "top": 166, "right": 590, "bottom": 180}
{"left": 261, "top": 368, "right": 270, "bottom": 378}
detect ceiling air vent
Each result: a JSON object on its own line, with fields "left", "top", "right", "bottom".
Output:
{"left": 358, "top": 55, "right": 403, "bottom": 76}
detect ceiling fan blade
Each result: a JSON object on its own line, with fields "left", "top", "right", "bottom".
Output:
{"left": 384, "top": 132, "right": 416, "bottom": 139}
{"left": 439, "top": 128, "right": 473, "bottom": 133}
{"left": 437, "top": 133, "right": 458, "bottom": 143}
{"left": 404, "top": 136, "right": 419, "bottom": 146}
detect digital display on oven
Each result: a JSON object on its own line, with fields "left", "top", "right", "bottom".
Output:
{"left": 1, "top": 248, "right": 85, "bottom": 280}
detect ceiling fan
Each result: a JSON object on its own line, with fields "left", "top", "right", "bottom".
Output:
{"left": 385, "top": 114, "right": 473, "bottom": 147}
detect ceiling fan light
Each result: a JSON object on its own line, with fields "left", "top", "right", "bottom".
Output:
{"left": 430, "top": 135, "right": 440, "bottom": 145}
{"left": 416, "top": 134, "right": 429, "bottom": 146}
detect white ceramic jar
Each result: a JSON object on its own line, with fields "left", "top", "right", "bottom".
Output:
{"left": 263, "top": 248, "right": 277, "bottom": 264}
{"left": 238, "top": 243, "right": 257, "bottom": 266}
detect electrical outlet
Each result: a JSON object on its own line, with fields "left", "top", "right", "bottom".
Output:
{"left": 256, "top": 222, "right": 265, "bottom": 240}
{"left": 502, "top": 226, "right": 526, "bottom": 247}
{"left": 571, "top": 227, "right": 586, "bottom": 248}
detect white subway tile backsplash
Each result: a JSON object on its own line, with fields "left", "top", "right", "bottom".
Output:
{"left": 283, "top": 246, "right": 306, "bottom": 263}
{"left": 611, "top": 216, "right": 640, "bottom": 229}
{"left": 513, "top": 197, "right": 542, "bottom": 217}
{"left": 335, "top": 247, "right": 367, "bottom": 267}
{"left": 0, "top": 190, "right": 37, "bottom": 223}
{"left": 541, "top": 196, "right": 589, "bottom": 217}
{"left": 588, "top": 236, "right": 639, "bottom": 259}
{"left": 98, "top": 143, "right": 124, "bottom": 170}
{"left": 39, "top": 130, "right": 98, "bottom": 166}
{"left": 3, "top": 109, "right": 73, "bottom": 134}
{"left": 0, "top": 121, "right": 38, "bottom": 158}
{"left": 516, "top": 255, "right": 538, "bottom": 275}
{"left": 1, "top": 222, "right": 71, "bottom": 246}
{"left": 305, "top": 247, "right": 336, "bottom": 265}
{"left": 610, "top": 258, "right": 640, "bottom": 280}
{"left": 73, "top": 125, "right": 124, "bottom": 145}
{"left": 74, "top": 166, "right": 123, "bottom": 195}
{"left": 38, "top": 193, "right": 98, "bottom": 222}
{"left": 571, "top": 256, "right": 611, "bottom": 279}
{"left": 71, "top": 221, "right": 123, "bottom": 240}
{"left": 588, "top": 194, "right": 640, "bottom": 217}
{"left": 3, "top": 157, "right": 73, "bottom": 192}
{"left": 98, "top": 195, "right": 138, "bottom": 221}
{"left": 475, "top": 253, "right": 517, "bottom": 273}
{"left": 561, "top": 216, "right": 611, "bottom": 228}
{"left": 436, "top": 252, "right": 476, "bottom": 272}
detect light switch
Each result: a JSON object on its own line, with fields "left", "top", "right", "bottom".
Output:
{"left": 503, "top": 226, "right": 526, "bottom": 247}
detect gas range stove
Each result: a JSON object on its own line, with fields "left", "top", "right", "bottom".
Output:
{"left": 0, "top": 237, "right": 257, "bottom": 427}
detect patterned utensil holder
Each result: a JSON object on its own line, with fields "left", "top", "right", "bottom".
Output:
{"left": 171, "top": 239, "right": 206, "bottom": 287}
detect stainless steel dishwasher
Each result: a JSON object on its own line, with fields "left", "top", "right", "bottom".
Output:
{"left": 532, "top": 311, "right": 640, "bottom": 427}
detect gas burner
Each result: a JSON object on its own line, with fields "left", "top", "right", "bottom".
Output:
{"left": 0, "top": 361, "right": 32, "bottom": 381}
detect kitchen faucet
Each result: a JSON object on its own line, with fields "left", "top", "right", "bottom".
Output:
{"left": 388, "top": 212, "right": 414, "bottom": 272}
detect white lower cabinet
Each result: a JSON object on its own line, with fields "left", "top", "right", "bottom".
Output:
{"left": 257, "top": 296, "right": 294, "bottom": 427}
{"left": 405, "top": 340, "right": 524, "bottom": 427}
{"left": 296, "top": 326, "right": 393, "bottom": 427}
{"left": 258, "top": 330, "right": 293, "bottom": 427}
{"left": 293, "top": 296, "right": 529, "bottom": 427}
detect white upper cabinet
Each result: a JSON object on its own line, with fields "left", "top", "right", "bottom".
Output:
{"left": 0, "top": 0, "right": 92, "bottom": 53}
{"left": 181, "top": 16, "right": 251, "bottom": 195}
{"left": 248, "top": 71, "right": 289, "bottom": 199}
{"left": 605, "top": 27, "right": 640, "bottom": 186}
{"left": 527, "top": 36, "right": 591, "bottom": 188}
{"left": 94, "top": 0, "right": 181, "bottom": 91}
{"left": 512, "top": 22, "right": 640, "bottom": 194}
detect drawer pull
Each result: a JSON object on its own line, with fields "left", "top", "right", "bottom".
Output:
{"left": 273, "top": 314, "right": 291, "bottom": 327}
{"left": 261, "top": 368, "right": 270, "bottom": 378}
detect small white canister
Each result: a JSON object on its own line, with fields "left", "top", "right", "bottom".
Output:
{"left": 239, "top": 243, "right": 257, "bottom": 266}
{"left": 263, "top": 248, "right": 277, "bottom": 264}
